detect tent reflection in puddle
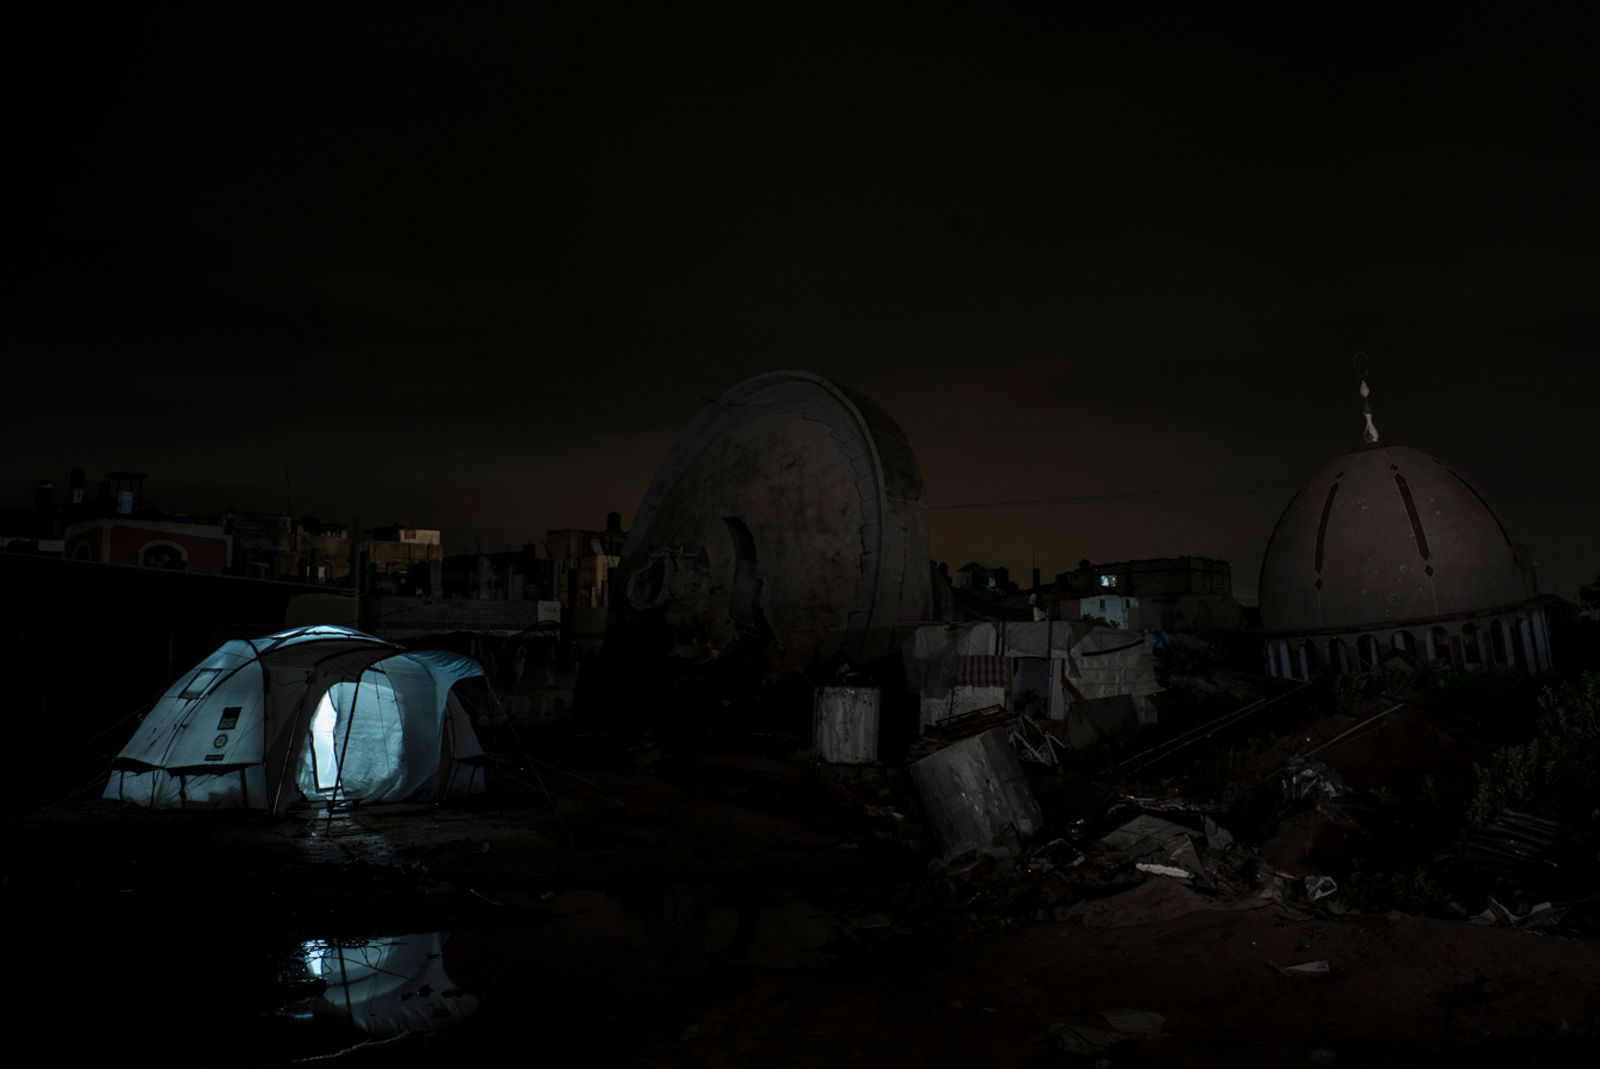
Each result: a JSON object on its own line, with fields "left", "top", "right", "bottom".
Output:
{"left": 287, "top": 932, "right": 478, "bottom": 1036}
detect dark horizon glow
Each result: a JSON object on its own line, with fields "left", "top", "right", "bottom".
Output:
{"left": 4, "top": 9, "right": 1596, "bottom": 599}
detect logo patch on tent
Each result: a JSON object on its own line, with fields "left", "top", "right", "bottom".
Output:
{"left": 213, "top": 734, "right": 229, "bottom": 749}
{"left": 217, "top": 707, "right": 241, "bottom": 730}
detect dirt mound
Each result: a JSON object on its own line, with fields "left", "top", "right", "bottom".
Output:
{"left": 1260, "top": 801, "right": 1369, "bottom": 877}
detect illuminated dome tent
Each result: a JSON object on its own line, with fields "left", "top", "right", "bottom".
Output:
{"left": 104, "top": 625, "right": 488, "bottom": 811}
{"left": 1258, "top": 380, "right": 1552, "bottom": 679}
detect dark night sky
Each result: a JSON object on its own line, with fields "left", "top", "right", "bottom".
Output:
{"left": 5, "top": 8, "right": 1597, "bottom": 600}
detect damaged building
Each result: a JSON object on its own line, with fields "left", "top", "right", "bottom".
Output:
{"left": 903, "top": 620, "right": 1163, "bottom": 749}
{"left": 1056, "top": 555, "right": 1243, "bottom": 632}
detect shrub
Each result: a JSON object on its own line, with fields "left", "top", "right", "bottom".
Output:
{"left": 1417, "top": 665, "right": 1542, "bottom": 728}
{"left": 1332, "top": 670, "right": 1387, "bottom": 707}
{"left": 1467, "top": 673, "right": 1600, "bottom": 824}
{"left": 1184, "top": 747, "right": 1239, "bottom": 801}
{"left": 1340, "top": 864, "right": 1447, "bottom": 916}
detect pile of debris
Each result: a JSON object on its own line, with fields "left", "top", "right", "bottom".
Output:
{"left": 905, "top": 705, "right": 1068, "bottom": 767}
{"left": 1461, "top": 808, "right": 1597, "bottom": 930}
{"left": 814, "top": 670, "right": 1600, "bottom": 942}
{"left": 900, "top": 793, "right": 1326, "bottom": 936}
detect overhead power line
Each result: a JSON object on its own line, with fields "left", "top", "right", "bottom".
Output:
{"left": 927, "top": 481, "right": 1300, "bottom": 512}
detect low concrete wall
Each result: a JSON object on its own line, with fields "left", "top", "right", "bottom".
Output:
{"left": 813, "top": 686, "right": 880, "bottom": 764}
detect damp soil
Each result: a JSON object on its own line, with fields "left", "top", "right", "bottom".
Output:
{"left": 5, "top": 738, "right": 1600, "bottom": 1067}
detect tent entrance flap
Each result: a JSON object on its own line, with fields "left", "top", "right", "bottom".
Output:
{"left": 296, "top": 672, "right": 411, "bottom": 806}
{"left": 310, "top": 690, "right": 339, "bottom": 791}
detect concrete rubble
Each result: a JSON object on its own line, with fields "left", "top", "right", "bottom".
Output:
{"left": 1281, "top": 755, "right": 1345, "bottom": 801}
{"left": 812, "top": 686, "right": 880, "bottom": 765}
{"left": 1051, "top": 1008, "right": 1167, "bottom": 1054}
{"left": 908, "top": 727, "right": 1043, "bottom": 858}
{"left": 1099, "top": 814, "right": 1205, "bottom": 878}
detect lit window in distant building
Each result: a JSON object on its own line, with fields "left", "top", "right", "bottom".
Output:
{"left": 1099, "top": 574, "right": 1118, "bottom": 588}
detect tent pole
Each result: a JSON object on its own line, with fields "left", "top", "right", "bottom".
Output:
{"left": 436, "top": 687, "right": 453, "bottom": 803}
{"left": 327, "top": 671, "right": 365, "bottom": 832}
{"left": 467, "top": 687, "right": 508, "bottom": 819}
{"left": 270, "top": 673, "right": 316, "bottom": 816}
{"left": 337, "top": 944, "right": 355, "bottom": 1022}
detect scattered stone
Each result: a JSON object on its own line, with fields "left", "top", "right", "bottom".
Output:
{"left": 1270, "top": 959, "right": 1331, "bottom": 978}
{"left": 1101, "top": 1009, "right": 1165, "bottom": 1035}
{"left": 1303, "top": 875, "right": 1338, "bottom": 902}
{"left": 1136, "top": 862, "right": 1192, "bottom": 879}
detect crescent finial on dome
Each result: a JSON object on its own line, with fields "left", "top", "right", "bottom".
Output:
{"left": 1360, "top": 378, "right": 1380, "bottom": 443}
{"left": 1353, "top": 353, "right": 1380, "bottom": 444}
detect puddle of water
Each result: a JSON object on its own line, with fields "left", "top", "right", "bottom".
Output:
{"left": 25, "top": 885, "right": 846, "bottom": 1065}
{"left": 281, "top": 932, "right": 478, "bottom": 1036}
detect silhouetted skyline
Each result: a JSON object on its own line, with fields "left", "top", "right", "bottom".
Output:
{"left": 6, "top": 9, "right": 1597, "bottom": 597}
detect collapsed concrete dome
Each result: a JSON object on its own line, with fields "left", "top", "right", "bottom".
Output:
{"left": 621, "top": 370, "right": 933, "bottom": 671}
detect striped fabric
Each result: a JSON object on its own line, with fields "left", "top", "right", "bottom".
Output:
{"left": 957, "top": 655, "right": 1008, "bottom": 688}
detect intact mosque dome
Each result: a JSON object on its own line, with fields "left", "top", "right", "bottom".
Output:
{"left": 1257, "top": 379, "right": 1551, "bottom": 678}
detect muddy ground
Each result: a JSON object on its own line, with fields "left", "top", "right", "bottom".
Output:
{"left": 6, "top": 703, "right": 1600, "bottom": 1068}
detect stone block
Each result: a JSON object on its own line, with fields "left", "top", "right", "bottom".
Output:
{"left": 813, "top": 686, "right": 880, "bottom": 764}
{"left": 910, "top": 728, "right": 1043, "bottom": 855}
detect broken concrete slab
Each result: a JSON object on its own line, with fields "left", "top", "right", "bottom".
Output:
{"left": 1099, "top": 814, "right": 1202, "bottom": 875}
{"left": 909, "top": 727, "right": 1043, "bottom": 856}
{"left": 813, "top": 686, "right": 880, "bottom": 765}
{"left": 1100, "top": 815, "right": 1185, "bottom": 854}
{"left": 1099, "top": 814, "right": 1193, "bottom": 853}
{"left": 1061, "top": 877, "right": 1279, "bottom": 929}
{"left": 1051, "top": 1009, "right": 1167, "bottom": 1054}
{"left": 1477, "top": 895, "right": 1562, "bottom": 930}
{"left": 1270, "top": 959, "right": 1331, "bottom": 978}
{"left": 1136, "top": 862, "right": 1193, "bottom": 879}
{"left": 1101, "top": 1009, "right": 1166, "bottom": 1036}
